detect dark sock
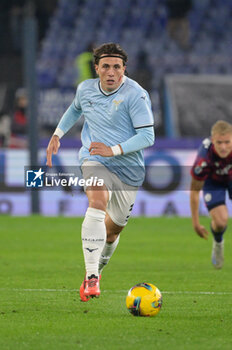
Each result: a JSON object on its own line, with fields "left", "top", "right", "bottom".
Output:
{"left": 88, "top": 274, "right": 98, "bottom": 280}
{"left": 210, "top": 225, "right": 226, "bottom": 243}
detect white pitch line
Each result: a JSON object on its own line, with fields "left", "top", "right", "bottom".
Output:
{"left": 0, "top": 288, "right": 232, "bottom": 295}
{"left": 162, "top": 291, "right": 232, "bottom": 295}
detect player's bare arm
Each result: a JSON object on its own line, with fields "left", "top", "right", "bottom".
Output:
{"left": 46, "top": 135, "right": 60, "bottom": 167}
{"left": 89, "top": 142, "right": 123, "bottom": 157}
{"left": 190, "top": 177, "right": 209, "bottom": 239}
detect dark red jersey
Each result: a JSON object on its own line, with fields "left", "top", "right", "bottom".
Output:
{"left": 191, "top": 138, "right": 232, "bottom": 183}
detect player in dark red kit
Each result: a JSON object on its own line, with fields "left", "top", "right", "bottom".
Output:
{"left": 190, "top": 120, "right": 232, "bottom": 269}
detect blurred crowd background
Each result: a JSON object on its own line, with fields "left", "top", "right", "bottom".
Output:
{"left": 0, "top": 0, "right": 232, "bottom": 146}
{"left": 1, "top": 0, "right": 232, "bottom": 216}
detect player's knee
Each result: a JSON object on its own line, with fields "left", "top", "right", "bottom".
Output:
{"left": 89, "top": 198, "right": 107, "bottom": 211}
{"left": 87, "top": 188, "right": 109, "bottom": 211}
{"left": 213, "top": 217, "right": 228, "bottom": 232}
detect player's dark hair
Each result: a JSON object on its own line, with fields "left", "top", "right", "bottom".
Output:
{"left": 93, "top": 43, "right": 128, "bottom": 66}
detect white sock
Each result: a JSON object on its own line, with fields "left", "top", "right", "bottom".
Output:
{"left": 82, "top": 207, "right": 106, "bottom": 278}
{"left": 98, "top": 235, "right": 120, "bottom": 274}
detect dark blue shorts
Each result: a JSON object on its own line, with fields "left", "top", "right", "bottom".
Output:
{"left": 203, "top": 178, "right": 232, "bottom": 211}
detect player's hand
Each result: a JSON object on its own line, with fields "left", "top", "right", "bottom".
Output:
{"left": 194, "top": 224, "right": 209, "bottom": 240}
{"left": 46, "top": 135, "right": 60, "bottom": 167}
{"left": 89, "top": 142, "right": 113, "bottom": 157}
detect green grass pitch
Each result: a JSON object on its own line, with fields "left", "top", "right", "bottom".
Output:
{"left": 0, "top": 216, "right": 232, "bottom": 350}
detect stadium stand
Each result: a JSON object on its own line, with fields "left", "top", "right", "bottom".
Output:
{"left": 36, "top": 0, "right": 232, "bottom": 136}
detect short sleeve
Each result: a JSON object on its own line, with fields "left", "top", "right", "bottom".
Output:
{"left": 128, "top": 91, "right": 154, "bottom": 129}
{"left": 190, "top": 141, "right": 211, "bottom": 180}
{"left": 73, "top": 83, "right": 83, "bottom": 111}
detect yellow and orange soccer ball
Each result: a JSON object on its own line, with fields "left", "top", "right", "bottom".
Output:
{"left": 126, "top": 283, "right": 162, "bottom": 317}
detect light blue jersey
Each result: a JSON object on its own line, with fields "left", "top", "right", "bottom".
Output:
{"left": 56, "top": 76, "right": 154, "bottom": 186}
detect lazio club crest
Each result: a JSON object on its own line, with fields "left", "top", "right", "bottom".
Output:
{"left": 113, "top": 99, "right": 123, "bottom": 110}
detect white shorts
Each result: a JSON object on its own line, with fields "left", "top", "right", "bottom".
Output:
{"left": 81, "top": 160, "right": 138, "bottom": 226}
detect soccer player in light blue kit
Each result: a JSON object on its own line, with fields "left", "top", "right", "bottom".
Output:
{"left": 46, "top": 43, "right": 155, "bottom": 301}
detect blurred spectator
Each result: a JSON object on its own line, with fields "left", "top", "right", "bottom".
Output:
{"left": 74, "top": 44, "right": 97, "bottom": 86}
{"left": 11, "top": 88, "right": 28, "bottom": 136}
{"left": 0, "top": 110, "right": 11, "bottom": 147}
{"left": 166, "top": 0, "right": 192, "bottom": 50}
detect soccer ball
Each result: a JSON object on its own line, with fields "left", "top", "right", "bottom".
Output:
{"left": 126, "top": 283, "right": 162, "bottom": 317}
